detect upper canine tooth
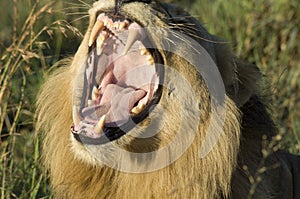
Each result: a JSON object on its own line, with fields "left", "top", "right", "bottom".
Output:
{"left": 123, "top": 28, "right": 145, "bottom": 55}
{"left": 89, "top": 20, "right": 104, "bottom": 47}
{"left": 94, "top": 115, "right": 106, "bottom": 135}
{"left": 72, "top": 106, "right": 82, "bottom": 126}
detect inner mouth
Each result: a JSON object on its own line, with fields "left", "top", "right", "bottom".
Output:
{"left": 71, "top": 12, "right": 163, "bottom": 145}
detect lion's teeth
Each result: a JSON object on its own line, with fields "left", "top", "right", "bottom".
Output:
{"left": 92, "top": 86, "right": 99, "bottom": 100}
{"left": 88, "top": 100, "right": 94, "bottom": 107}
{"left": 119, "top": 21, "right": 128, "bottom": 30}
{"left": 72, "top": 106, "right": 82, "bottom": 126}
{"left": 103, "top": 18, "right": 109, "bottom": 26}
{"left": 147, "top": 55, "right": 154, "bottom": 64}
{"left": 140, "top": 48, "right": 148, "bottom": 55}
{"left": 89, "top": 20, "right": 104, "bottom": 47}
{"left": 96, "top": 33, "right": 107, "bottom": 55}
{"left": 123, "top": 29, "right": 140, "bottom": 55}
{"left": 94, "top": 115, "right": 106, "bottom": 135}
{"left": 131, "top": 104, "right": 145, "bottom": 115}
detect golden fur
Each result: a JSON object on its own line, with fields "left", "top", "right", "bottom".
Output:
{"left": 37, "top": 1, "right": 300, "bottom": 199}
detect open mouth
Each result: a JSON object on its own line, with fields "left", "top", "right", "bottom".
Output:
{"left": 71, "top": 12, "right": 163, "bottom": 145}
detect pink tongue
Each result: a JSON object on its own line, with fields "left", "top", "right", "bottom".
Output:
{"left": 82, "top": 85, "right": 146, "bottom": 127}
{"left": 101, "top": 84, "right": 146, "bottom": 126}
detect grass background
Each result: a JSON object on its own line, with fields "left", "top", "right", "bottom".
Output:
{"left": 0, "top": 0, "right": 299, "bottom": 198}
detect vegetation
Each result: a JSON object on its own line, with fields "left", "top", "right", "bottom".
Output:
{"left": 0, "top": 0, "right": 299, "bottom": 198}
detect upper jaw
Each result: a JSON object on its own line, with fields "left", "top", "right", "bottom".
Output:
{"left": 71, "top": 7, "right": 164, "bottom": 145}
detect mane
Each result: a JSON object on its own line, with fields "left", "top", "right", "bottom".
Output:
{"left": 36, "top": 58, "right": 241, "bottom": 199}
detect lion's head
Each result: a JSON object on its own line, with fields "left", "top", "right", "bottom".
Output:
{"left": 36, "top": 0, "right": 261, "bottom": 198}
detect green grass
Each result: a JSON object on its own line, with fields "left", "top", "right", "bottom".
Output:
{"left": 0, "top": 0, "right": 299, "bottom": 198}
{"left": 187, "top": 0, "right": 300, "bottom": 153}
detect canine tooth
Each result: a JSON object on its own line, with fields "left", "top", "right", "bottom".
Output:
{"left": 94, "top": 115, "right": 106, "bottom": 135}
{"left": 131, "top": 104, "right": 145, "bottom": 114}
{"left": 88, "top": 100, "right": 94, "bottom": 107}
{"left": 92, "top": 86, "right": 99, "bottom": 100}
{"left": 72, "top": 106, "right": 81, "bottom": 126}
{"left": 123, "top": 29, "right": 140, "bottom": 55}
{"left": 89, "top": 20, "right": 104, "bottom": 47}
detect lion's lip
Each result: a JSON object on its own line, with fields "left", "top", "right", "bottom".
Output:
{"left": 71, "top": 12, "right": 163, "bottom": 144}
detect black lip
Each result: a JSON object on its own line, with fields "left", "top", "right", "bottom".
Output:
{"left": 73, "top": 11, "right": 164, "bottom": 145}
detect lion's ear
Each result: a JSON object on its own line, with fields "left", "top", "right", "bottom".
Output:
{"left": 232, "top": 60, "right": 262, "bottom": 107}
{"left": 213, "top": 38, "right": 261, "bottom": 107}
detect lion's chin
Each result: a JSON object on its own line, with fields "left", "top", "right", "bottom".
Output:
{"left": 70, "top": 12, "right": 164, "bottom": 146}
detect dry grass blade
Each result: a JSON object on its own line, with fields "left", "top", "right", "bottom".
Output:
{"left": 0, "top": 0, "right": 84, "bottom": 198}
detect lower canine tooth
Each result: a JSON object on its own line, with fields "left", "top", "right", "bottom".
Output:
{"left": 88, "top": 100, "right": 94, "bottom": 107}
{"left": 131, "top": 104, "right": 145, "bottom": 114}
{"left": 94, "top": 115, "right": 106, "bottom": 135}
{"left": 72, "top": 106, "right": 82, "bottom": 126}
{"left": 89, "top": 20, "right": 104, "bottom": 47}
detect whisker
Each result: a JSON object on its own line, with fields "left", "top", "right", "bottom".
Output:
{"left": 77, "top": 0, "right": 92, "bottom": 8}
{"left": 69, "top": 15, "right": 90, "bottom": 24}
{"left": 66, "top": 12, "right": 89, "bottom": 16}
{"left": 168, "top": 23, "right": 227, "bottom": 44}
{"left": 60, "top": 7, "right": 89, "bottom": 11}
{"left": 64, "top": 1, "right": 90, "bottom": 8}
{"left": 166, "top": 15, "right": 203, "bottom": 20}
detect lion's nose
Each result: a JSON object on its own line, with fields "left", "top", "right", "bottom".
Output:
{"left": 116, "top": 0, "right": 151, "bottom": 4}
{"left": 114, "top": 0, "right": 152, "bottom": 15}
{"left": 115, "top": 0, "right": 151, "bottom": 9}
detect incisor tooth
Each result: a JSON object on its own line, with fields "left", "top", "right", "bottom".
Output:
{"left": 119, "top": 22, "right": 127, "bottom": 30}
{"left": 72, "top": 106, "right": 82, "bottom": 126}
{"left": 89, "top": 20, "right": 104, "bottom": 47}
{"left": 94, "top": 115, "right": 106, "bottom": 135}
{"left": 131, "top": 104, "right": 145, "bottom": 115}
{"left": 123, "top": 29, "right": 141, "bottom": 55}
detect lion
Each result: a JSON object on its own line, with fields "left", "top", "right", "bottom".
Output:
{"left": 36, "top": 0, "right": 300, "bottom": 198}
